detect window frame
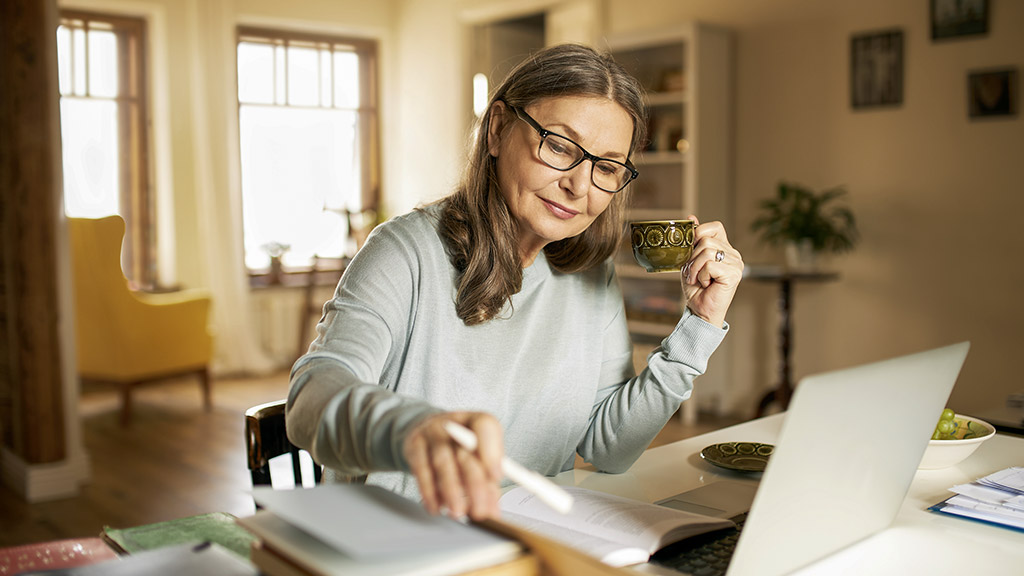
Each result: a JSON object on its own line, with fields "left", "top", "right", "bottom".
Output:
{"left": 59, "top": 10, "right": 155, "bottom": 288}
{"left": 235, "top": 26, "right": 381, "bottom": 282}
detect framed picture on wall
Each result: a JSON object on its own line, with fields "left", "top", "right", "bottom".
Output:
{"left": 968, "top": 68, "right": 1018, "bottom": 119}
{"left": 931, "top": 0, "right": 988, "bottom": 40}
{"left": 850, "top": 30, "right": 904, "bottom": 109}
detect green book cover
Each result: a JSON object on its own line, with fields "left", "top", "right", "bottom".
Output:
{"left": 102, "top": 512, "right": 257, "bottom": 560}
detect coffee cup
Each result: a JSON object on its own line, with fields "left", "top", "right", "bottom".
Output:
{"left": 630, "top": 220, "right": 696, "bottom": 273}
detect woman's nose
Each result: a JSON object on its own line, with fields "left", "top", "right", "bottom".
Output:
{"left": 560, "top": 161, "right": 593, "bottom": 197}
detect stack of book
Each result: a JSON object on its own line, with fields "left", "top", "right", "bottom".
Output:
{"left": 236, "top": 484, "right": 530, "bottom": 576}
{"left": 930, "top": 467, "right": 1024, "bottom": 531}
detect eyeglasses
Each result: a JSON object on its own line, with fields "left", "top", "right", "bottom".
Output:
{"left": 504, "top": 103, "right": 639, "bottom": 193}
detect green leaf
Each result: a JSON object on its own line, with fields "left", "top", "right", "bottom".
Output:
{"left": 751, "top": 181, "right": 859, "bottom": 254}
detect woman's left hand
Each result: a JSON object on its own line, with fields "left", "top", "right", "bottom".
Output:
{"left": 681, "top": 216, "right": 744, "bottom": 328}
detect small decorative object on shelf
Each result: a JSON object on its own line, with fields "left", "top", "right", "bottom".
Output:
{"left": 750, "top": 182, "right": 858, "bottom": 271}
{"left": 659, "top": 68, "right": 685, "bottom": 92}
{"left": 261, "top": 241, "right": 291, "bottom": 285}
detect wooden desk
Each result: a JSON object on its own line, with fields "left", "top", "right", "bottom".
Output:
{"left": 556, "top": 415, "right": 1024, "bottom": 574}
{"left": 745, "top": 266, "right": 839, "bottom": 416}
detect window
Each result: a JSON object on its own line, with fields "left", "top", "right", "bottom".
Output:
{"left": 57, "top": 11, "right": 154, "bottom": 287}
{"left": 236, "top": 28, "right": 379, "bottom": 274}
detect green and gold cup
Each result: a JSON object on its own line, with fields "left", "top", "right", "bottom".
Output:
{"left": 630, "top": 220, "right": 697, "bottom": 273}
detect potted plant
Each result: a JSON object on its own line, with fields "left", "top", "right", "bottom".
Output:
{"left": 261, "top": 241, "right": 291, "bottom": 284}
{"left": 750, "top": 181, "right": 858, "bottom": 271}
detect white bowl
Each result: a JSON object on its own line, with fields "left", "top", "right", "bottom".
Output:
{"left": 918, "top": 415, "right": 996, "bottom": 470}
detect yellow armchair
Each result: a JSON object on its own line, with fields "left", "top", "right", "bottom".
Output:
{"left": 69, "top": 216, "right": 214, "bottom": 425}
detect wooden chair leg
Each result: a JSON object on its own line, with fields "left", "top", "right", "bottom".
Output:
{"left": 198, "top": 367, "right": 212, "bottom": 410}
{"left": 120, "top": 383, "right": 134, "bottom": 427}
{"left": 290, "top": 448, "right": 303, "bottom": 487}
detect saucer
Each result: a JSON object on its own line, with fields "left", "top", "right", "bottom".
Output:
{"left": 701, "top": 442, "right": 774, "bottom": 472}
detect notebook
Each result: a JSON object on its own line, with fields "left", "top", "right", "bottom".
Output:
{"left": 645, "top": 341, "right": 971, "bottom": 576}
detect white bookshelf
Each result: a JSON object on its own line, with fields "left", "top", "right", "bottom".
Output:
{"left": 606, "top": 22, "right": 733, "bottom": 341}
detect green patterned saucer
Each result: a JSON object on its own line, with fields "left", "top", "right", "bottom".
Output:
{"left": 701, "top": 442, "right": 774, "bottom": 472}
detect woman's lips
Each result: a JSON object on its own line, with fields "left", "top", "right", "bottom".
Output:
{"left": 541, "top": 198, "right": 579, "bottom": 220}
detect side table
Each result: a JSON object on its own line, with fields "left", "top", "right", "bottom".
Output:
{"left": 746, "top": 266, "right": 839, "bottom": 417}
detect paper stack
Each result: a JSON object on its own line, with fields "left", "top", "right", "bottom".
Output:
{"left": 929, "top": 467, "right": 1024, "bottom": 532}
{"left": 236, "top": 484, "right": 528, "bottom": 576}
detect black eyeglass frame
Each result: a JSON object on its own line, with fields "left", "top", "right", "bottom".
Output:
{"left": 503, "top": 102, "right": 639, "bottom": 193}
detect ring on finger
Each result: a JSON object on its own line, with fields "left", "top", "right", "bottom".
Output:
{"left": 715, "top": 249, "right": 725, "bottom": 263}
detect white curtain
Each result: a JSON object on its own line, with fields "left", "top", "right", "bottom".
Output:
{"left": 185, "top": 0, "right": 275, "bottom": 376}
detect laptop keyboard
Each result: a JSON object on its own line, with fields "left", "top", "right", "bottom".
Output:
{"left": 649, "top": 513, "right": 747, "bottom": 576}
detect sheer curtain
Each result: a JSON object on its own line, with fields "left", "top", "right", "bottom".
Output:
{"left": 185, "top": 0, "right": 274, "bottom": 376}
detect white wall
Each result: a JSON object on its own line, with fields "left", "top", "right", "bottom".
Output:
{"left": 390, "top": 0, "right": 468, "bottom": 217}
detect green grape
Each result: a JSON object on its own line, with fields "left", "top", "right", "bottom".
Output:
{"left": 937, "top": 419, "right": 955, "bottom": 435}
{"left": 932, "top": 408, "right": 958, "bottom": 440}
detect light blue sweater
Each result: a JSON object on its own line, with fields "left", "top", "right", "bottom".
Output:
{"left": 286, "top": 204, "right": 727, "bottom": 501}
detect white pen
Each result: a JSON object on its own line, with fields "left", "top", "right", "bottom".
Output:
{"left": 442, "top": 421, "right": 574, "bottom": 515}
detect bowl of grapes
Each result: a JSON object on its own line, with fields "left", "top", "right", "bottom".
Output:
{"left": 918, "top": 409, "right": 996, "bottom": 470}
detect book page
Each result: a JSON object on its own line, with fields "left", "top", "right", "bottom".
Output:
{"left": 978, "top": 467, "right": 1024, "bottom": 494}
{"left": 499, "top": 510, "right": 649, "bottom": 567}
{"left": 498, "top": 486, "right": 733, "bottom": 565}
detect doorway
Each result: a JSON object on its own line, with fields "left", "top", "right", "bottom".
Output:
{"left": 469, "top": 13, "right": 545, "bottom": 115}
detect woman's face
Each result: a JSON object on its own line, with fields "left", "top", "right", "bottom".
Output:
{"left": 488, "top": 95, "right": 633, "bottom": 265}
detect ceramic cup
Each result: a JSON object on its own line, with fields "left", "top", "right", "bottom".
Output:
{"left": 630, "top": 219, "right": 697, "bottom": 273}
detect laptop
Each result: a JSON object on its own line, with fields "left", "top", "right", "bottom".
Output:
{"left": 644, "top": 341, "right": 971, "bottom": 576}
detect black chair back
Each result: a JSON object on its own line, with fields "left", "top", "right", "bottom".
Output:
{"left": 245, "top": 399, "right": 322, "bottom": 487}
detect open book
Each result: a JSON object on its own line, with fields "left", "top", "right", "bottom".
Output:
{"left": 498, "top": 486, "right": 735, "bottom": 567}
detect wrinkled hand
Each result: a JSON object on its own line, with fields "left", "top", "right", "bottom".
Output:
{"left": 681, "top": 216, "right": 744, "bottom": 328}
{"left": 403, "top": 411, "right": 504, "bottom": 521}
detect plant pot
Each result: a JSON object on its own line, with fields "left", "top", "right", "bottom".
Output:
{"left": 784, "top": 239, "right": 816, "bottom": 272}
{"left": 268, "top": 255, "right": 284, "bottom": 285}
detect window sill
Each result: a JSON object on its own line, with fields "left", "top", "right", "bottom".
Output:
{"left": 249, "top": 259, "right": 349, "bottom": 290}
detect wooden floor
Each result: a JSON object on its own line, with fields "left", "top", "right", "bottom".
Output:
{"left": 0, "top": 372, "right": 739, "bottom": 547}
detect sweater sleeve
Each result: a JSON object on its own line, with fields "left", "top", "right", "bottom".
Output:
{"left": 576, "top": 267, "right": 728, "bottom": 473}
{"left": 285, "top": 220, "right": 444, "bottom": 476}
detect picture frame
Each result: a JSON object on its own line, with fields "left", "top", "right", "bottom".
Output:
{"left": 931, "top": 0, "right": 988, "bottom": 40}
{"left": 850, "top": 30, "right": 904, "bottom": 109}
{"left": 968, "top": 68, "right": 1018, "bottom": 119}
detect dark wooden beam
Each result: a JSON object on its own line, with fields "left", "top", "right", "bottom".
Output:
{"left": 0, "top": 0, "right": 67, "bottom": 463}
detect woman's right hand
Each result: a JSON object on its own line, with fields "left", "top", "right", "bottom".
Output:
{"left": 403, "top": 411, "right": 504, "bottom": 521}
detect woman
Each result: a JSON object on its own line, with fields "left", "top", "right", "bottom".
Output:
{"left": 286, "top": 43, "right": 743, "bottom": 521}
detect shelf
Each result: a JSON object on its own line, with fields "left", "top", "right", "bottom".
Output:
{"left": 627, "top": 208, "right": 690, "bottom": 222}
{"left": 635, "top": 151, "right": 686, "bottom": 165}
{"left": 626, "top": 319, "right": 675, "bottom": 339}
{"left": 615, "top": 263, "right": 682, "bottom": 281}
{"left": 646, "top": 90, "right": 687, "bottom": 107}
{"left": 604, "top": 26, "right": 690, "bottom": 52}
{"left": 610, "top": 22, "right": 732, "bottom": 347}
